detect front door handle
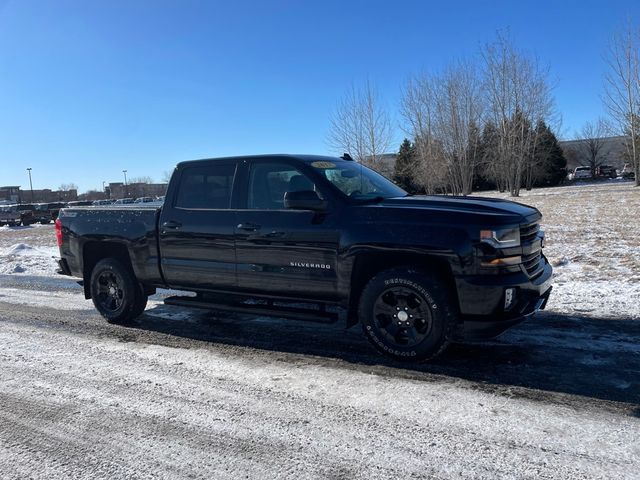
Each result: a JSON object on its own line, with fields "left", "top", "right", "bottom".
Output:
{"left": 162, "top": 220, "right": 182, "bottom": 230}
{"left": 237, "top": 222, "right": 261, "bottom": 232}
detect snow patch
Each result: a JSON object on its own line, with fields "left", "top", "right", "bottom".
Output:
{"left": 0, "top": 243, "right": 59, "bottom": 276}
{"left": 0, "top": 288, "right": 92, "bottom": 310}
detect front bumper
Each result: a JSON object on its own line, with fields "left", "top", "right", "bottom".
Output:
{"left": 454, "top": 257, "right": 553, "bottom": 340}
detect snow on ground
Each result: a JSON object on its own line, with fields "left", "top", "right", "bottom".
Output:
{"left": 0, "top": 316, "right": 637, "bottom": 480}
{"left": 0, "top": 242, "right": 59, "bottom": 275}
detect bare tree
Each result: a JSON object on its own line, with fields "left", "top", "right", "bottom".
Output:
{"left": 327, "top": 80, "right": 393, "bottom": 170}
{"left": 59, "top": 183, "right": 78, "bottom": 192}
{"left": 400, "top": 75, "right": 439, "bottom": 193}
{"left": 161, "top": 171, "right": 173, "bottom": 183}
{"left": 604, "top": 23, "right": 640, "bottom": 186}
{"left": 128, "top": 176, "right": 154, "bottom": 184}
{"left": 400, "top": 62, "right": 485, "bottom": 195}
{"left": 577, "top": 118, "right": 611, "bottom": 177}
{"left": 481, "top": 32, "right": 554, "bottom": 196}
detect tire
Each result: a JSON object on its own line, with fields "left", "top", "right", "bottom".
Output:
{"left": 132, "top": 284, "right": 149, "bottom": 318}
{"left": 358, "top": 268, "right": 456, "bottom": 362}
{"left": 89, "top": 258, "right": 145, "bottom": 324}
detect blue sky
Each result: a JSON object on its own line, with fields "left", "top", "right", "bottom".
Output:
{"left": 1, "top": 0, "right": 639, "bottom": 192}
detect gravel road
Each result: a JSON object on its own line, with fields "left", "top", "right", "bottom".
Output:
{"left": 0, "top": 282, "right": 638, "bottom": 479}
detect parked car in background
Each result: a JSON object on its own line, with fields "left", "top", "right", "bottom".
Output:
{"left": 155, "top": 195, "right": 165, "bottom": 202}
{"left": 33, "top": 203, "right": 56, "bottom": 223}
{"left": 134, "top": 197, "right": 154, "bottom": 203}
{"left": 621, "top": 163, "right": 636, "bottom": 180}
{"left": 17, "top": 204, "right": 36, "bottom": 225}
{"left": 113, "top": 198, "right": 135, "bottom": 205}
{"left": 596, "top": 165, "right": 617, "bottom": 178}
{"left": 571, "top": 166, "right": 591, "bottom": 180}
{"left": 92, "top": 199, "right": 114, "bottom": 206}
{"left": 44, "top": 202, "right": 66, "bottom": 221}
{"left": 66, "top": 200, "right": 94, "bottom": 207}
{"left": 0, "top": 205, "right": 22, "bottom": 226}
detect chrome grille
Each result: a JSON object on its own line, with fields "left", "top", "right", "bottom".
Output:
{"left": 520, "top": 222, "right": 542, "bottom": 277}
{"left": 520, "top": 222, "right": 540, "bottom": 244}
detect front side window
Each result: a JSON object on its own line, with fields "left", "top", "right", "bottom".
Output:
{"left": 311, "top": 160, "right": 406, "bottom": 200}
{"left": 175, "top": 164, "right": 236, "bottom": 209}
{"left": 248, "top": 163, "right": 319, "bottom": 210}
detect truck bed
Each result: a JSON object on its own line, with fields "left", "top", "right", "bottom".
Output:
{"left": 58, "top": 205, "right": 163, "bottom": 285}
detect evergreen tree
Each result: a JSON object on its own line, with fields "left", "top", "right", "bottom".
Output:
{"left": 393, "top": 138, "right": 421, "bottom": 193}
{"left": 533, "top": 122, "right": 567, "bottom": 187}
{"left": 473, "top": 122, "right": 500, "bottom": 191}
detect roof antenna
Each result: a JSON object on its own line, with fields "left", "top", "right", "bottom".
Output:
{"left": 341, "top": 153, "right": 354, "bottom": 161}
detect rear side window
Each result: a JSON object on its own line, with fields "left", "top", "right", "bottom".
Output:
{"left": 175, "top": 164, "right": 236, "bottom": 209}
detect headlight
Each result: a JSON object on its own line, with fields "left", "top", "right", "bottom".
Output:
{"left": 480, "top": 227, "right": 520, "bottom": 248}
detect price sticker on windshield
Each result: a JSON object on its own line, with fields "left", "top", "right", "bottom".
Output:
{"left": 311, "top": 161, "right": 336, "bottom": 169}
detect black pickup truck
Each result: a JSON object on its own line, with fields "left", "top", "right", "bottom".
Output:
{"left": 56, "top": 154, "right": 552, "bottom": 361}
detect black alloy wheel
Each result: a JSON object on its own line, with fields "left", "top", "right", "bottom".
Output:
{"left": 95, "top": 270, "right": 126, "bottom": 313}
{"left": 90, "top": 258, "right": 146, "bottom": 324}
{"left": 372, "top": 286, "right": 434, "bottom": 348}
{"left": 359, "top": 268, "right": 455, "bottom": 362}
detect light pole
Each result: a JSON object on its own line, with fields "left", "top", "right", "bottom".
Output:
{"left": 122, "top": 170, "right": 128, "bottom": 197}
{"left": 26, "top": 168, "right": 34, "bottom": 202}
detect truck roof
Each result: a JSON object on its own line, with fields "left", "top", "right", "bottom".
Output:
{"left": 177, "top": 154, "right": 346, "bottom": 168}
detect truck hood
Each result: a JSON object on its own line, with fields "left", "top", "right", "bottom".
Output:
{"left": 376, "top": 195, "right": 540, "bottom": 223}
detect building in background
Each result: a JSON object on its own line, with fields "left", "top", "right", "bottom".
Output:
{"left": 0, "top": 186, "right": 77, "bottom": 203}
{"left": 0, "top": 186, "right": 21, "bottom": 203}
{"left": 559, "top": 135, "right": 628, "bottom": 171}
{"left": 107, "top": 182, "right": 167, "bottom": 199}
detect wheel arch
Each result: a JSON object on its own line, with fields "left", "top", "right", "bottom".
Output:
{"left": 82, "top": 241, "right": 133, "bottom": 299}
{"left": 346, "top": 251, "right": 458, "bottom": 327}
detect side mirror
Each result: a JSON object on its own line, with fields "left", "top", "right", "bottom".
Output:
{"left": 284, "top": 190, "right": 327, "bottom": 211}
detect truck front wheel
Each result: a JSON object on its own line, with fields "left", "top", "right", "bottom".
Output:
{"left": 90, "top": 258, "right": 147, "bottom": 324}
{"left": 358, "top": 268, "right": 455, "bottom": 362}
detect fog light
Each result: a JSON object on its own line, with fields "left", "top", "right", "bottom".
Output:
{"left": 504, "top": 288, "right": 516, "bottom": 310}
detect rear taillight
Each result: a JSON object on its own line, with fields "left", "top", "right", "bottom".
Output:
{"left": 55, "top": 218, "right": 63, "bottom": 247}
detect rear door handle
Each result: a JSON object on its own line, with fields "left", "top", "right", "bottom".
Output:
{"left": 162, "top": 220, "right": 182, "bottom": 230}
{"left": 237, "top": 222, "right": 261, "bottom": 232}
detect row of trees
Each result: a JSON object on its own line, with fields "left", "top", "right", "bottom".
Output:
{"left": 393, "top": 118, "right": 566, "bottom": 195}
{"left": 328, "top": 23, "right": 640, "bottom": 194}
{"left": 328, "top": 33, "right": 561, "bottom": 196}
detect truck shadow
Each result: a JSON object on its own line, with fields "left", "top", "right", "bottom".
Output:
{"left": 133, "top": 306, "right": 640, "bottom": 407}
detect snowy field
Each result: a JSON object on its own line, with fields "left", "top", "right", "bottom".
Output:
{"left": 0, "top": 182, "right": 638, "bottom": 479}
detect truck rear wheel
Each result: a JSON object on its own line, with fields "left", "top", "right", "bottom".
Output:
{"left": 358, "top": 268, "right": 455, "bottom": 362}
{"left": 90, "top": 258, "right": 146, "bottom": 324}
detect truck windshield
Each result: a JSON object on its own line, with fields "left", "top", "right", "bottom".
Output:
{"left": 311, "top": 160, "right": 407, "bottom": 200}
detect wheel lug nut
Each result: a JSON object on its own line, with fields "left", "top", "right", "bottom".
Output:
{"left": 404, "top": 307, "right": 408, "bottom": 311}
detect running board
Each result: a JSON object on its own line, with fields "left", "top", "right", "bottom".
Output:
{"left": 163, "top": 295, "right": 339, "bottom": 324}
